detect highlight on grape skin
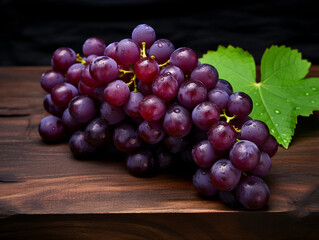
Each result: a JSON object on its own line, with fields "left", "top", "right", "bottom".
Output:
{"left": 38, "top": 23, "right": 278, "bottom": 210}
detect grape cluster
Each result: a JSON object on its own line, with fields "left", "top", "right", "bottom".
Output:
{"left": 39, "top": 24, "right": 278, "bottom": 210}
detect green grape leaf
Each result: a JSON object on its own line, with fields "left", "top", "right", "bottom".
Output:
{"left": 199, "top": 45, "right": 319, "bottom": 148}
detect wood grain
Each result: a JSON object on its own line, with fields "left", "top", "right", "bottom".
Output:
{"left": 0, "top": 66, "right": 319, "bottom": 239}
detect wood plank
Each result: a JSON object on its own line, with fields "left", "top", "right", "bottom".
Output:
{"left": 0, "top": 66, "right": 319, "bottom": 239}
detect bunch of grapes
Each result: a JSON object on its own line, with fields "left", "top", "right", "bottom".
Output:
{"left": 39, "top": 24, "right": 278, "bottom": 210}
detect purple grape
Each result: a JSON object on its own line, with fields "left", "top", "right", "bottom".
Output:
{"left": 169, "top": 47, "right": 198, "bottom": 74}
{"left": 124, "top": 91, "right": 144, "bottom": 118}
{"left": 160, "top": 65, "right": 185, "bottom": 86}
{"left": 138, "top": 120, "right": 164, "bottom": 144}
{"left": 137, "top": 80, "right": 153, "bottom": 96}
{"left": 66, "top": 63, "right": 85, "bottom": 87}
{"left": 149, "top": 39, "right": 175, "bottom": 64}
{"left": 100, "top": 101, "right": 126, "bottom": 125}
{"left": 134, "top": 57, "right": 159, "bottom": 82}
{"left": 210, "top": 159, "right": 241, "bottom": 191}
{"left": 69, "top": 130, "right": 96, "bottom": 158}
{"left": 152, "top": 72, "right": 179, "bottom": 101}
{"left": 228, "top": 92, "right": 253, "bottom": 118}
{"left": 207, "top": 88, "right": 229, "bottom": 111}
{"left": 215, "top": 79, "right": 233, "bottom": 95}
{"left": 241, "top": 119, "right": 270, "bottom": 147}
{"left": 191, "top": 101, "right": 220, "bottom": 130}
{"left": 113, "top": 122, "right": 142, "bottom": 153}
{"left": 131, "top": 24, "right": 156, "bottom": 48}
{"left": 62, "top": 108, "right": 84, "bottom": 134}
{"left": 192, "top": 140, "right": 221, "bottom": 168}
{"left": 260, "top": 135, "right": 278, "bottom": 158}
{"left": 163, "top": 104, "right": 192, "bottom": 138}
{"left": 177, "top": 79, "right": 207, "bottom": 109}
{"left": 236, "top": 176, "right": 270, "bottom": 210}
{"left": 51, "top": 47, "right": 77, "bottom": 74}
{"left": 126, "top": 149, "right": 155, "bottom": 177}
{"left": 208, "top": 121, "right": 237, "bottom": 151}
{"left": 104, "top": 42, "right": 119, "bottom": 63}
{"left": 51, "top": 82, "right": 78, "bottom": 108}
{"left": 190, "top": 64, "right": 218, "bottom": 90}
{"left": 139, "top": 94, "right": 166, "bottom": 121}
{"left": 103, "top": 80, "right": 130, "bottom": 107}
{"left": 219, "top": 190, "right": 239, "bottom": 208}
{"left": 85, "top": 118, "right": 111, "bottom": 147}
{"left": 229, "top": 140, "right": 260, "bottom": 171}
{"left": 39, "top": 116, "right": 66, "bottom": 143}
{"left": 78, "top": 81, "right": 95, "bottom": 98}
{"left": 40, "top": 70, "right": 65, "bottom": 92}
{"left": 89, "top": 56, "right": 119, "bottom": 85}
{"left": 231, "top": 116, "right": 252, "bottom": 129}
{"left": 248, "top": 151, "right": 272, "bottom": 177}
{"left": 82, "top": 37, "right": 106, "bottom": 57}
{"left": 68, "top": 95, "right": 97, "bottom": 124}
{"left": 81, "top": 64, "right": 100, "bottom": 88}
{"left": 116, "top": 38, "right": 140, "bottom": 65}
{"left": 43, "top": 94, "right": 64, "bottom": 117}
{"left": 163, "top": 135, "right": 189, "bottom": 153}
{"left": 193, "top": 168, "right": 218, "bottom": 197}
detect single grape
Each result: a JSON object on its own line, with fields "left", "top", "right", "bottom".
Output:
{"left": 241, "top": 119, "right": 270, "bottom": 147}
{"left": 215, "top": 79, "right": 233, "bottom": 95}
{"left": 51, "top": 47, "right": 77, "bottom": 74}
{"left": 138, "top": 120, "right": 164, "bottom": 144}
{"left": 228, "top": 92, "right": 253, "bottom": 118}
{"left": 248, "top": 151, "right": 272, "bottom": 177}
{"left": 163, "top": 104, "right": 192, "bottom": 138}
{"left": 208, "top": 121, "right": 237, "bottom": 151}
{"left": 132, "top": 24, "right": 156, "bottom": 48}
{"left": 169, "top": 47, "right": 198, "bottom": 74}
{"left": 85, "top": 118, "right": 111, "bottom": 147}
{"left": 152, "top": 72, "right": 178, "bottom": 101}
{"left": 116, "top": 38, "right": 140, "bottom": 65}
{"left": 134, "top": 57, "right": 159, "bottom": 82}
{"left": 177, "top": 79, "right": 207, "bottom": 109}
{"left": 103, "top": 80, "right": 130, "bottom": 107}
{"left": 82, "top": 37, "right": 106, "bottom": 57}
{"left": 124, "top": 91, "right": 144, "bottom": 118}
{"left": 137, "top": 80, "right": 153, "bottom": 96}
{"left": 104, "top": 42, "right": 119, "bottom": 63}
{"left": 69, "top": 130, "right": 96, "bottom": 158}
{"left": 100, "top": 101, "right": 126, "bottom": 125}
{"left": 66, "top": 63, "right": 85, "bottom": 87}
{"left": 139, "top": 94, "right": 166, "bottom": 121}
{"left": 78, "top": 81, "right": 95, "bottom": 98}
{"left": 207, "top": 88, "right": 229, "bottom": 111}
{"left": 38, "top": 116, "right": 66, "bottom": 143}
{"left": 68, "top": 95, "right": 97, "bottom": 124}
{"left": 210, "top": 159, "right": 241, "bottom": 191}
{"left": 149, "top": 39, "right": 175, "bottom": 64}
{"left": 81, "top": 65, "right": 100, "bottom": 88}
{"left": 126, "top": 149, "right": 155, "bottom": 177}
{"left": 236, "top": 176, "right": 270, "bottom": 210}
{"left": 229, "top": 140, "right": 260, "bottom": 171}
{"left": 89, "top": 56, "right": 119, "bottom": 85}
{"left": 62, "top": 108, "right": 84, "bottom": 134}
{"left": 43, "top": 94, "right": 64, "bottom": 117}
{"left": 40, "top": 70, "right": 65, "bottom": 92}
{"left": 85, "top": 54, "right": 98, "bottom": 64}
{"left": 191, "top": 101, "right": 220, "bottom": 130}
{"left": 113, "top": 122, "right": 142, "bottom": 153}
{"left": 193, "top": 168, "right": 218, "bottom": 197}
{"left": 260, "top": 135, "right": 278, "bottom": 158}
{"left": 51, "top": 82, "right": 78, "bottom": 108}
{"left": 190, "top": 64, "right": 218, "bottom": 90}
{"left": 192, "top": 140, "right": 221, "bottom": 168}
{"left": 160, "top": 65, "right": 185, "bottom": 86}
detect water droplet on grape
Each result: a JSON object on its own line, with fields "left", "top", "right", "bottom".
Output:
{"left": 274, "top": 109, "right": 280, "bottom": 114}
{"left": 174, "top": 108, "right": 180, "bottom": 113}
{"left": 116, "top": 84, "right": 120, "bottom": 88}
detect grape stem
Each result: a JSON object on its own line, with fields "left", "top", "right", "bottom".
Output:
{"left": 220, "top": 110, "right": 236, "bottom": 123}
{"left": 126, "top": 74, "right": 138, "bottom": 93}
{"left": 76, "top": 53, "right": 86, "bottom": 65}
{"left": 119, "top": 69, "right": 134, "bottom": 77}
{"left": 158, "top": 60, "right": 170, "bottom": 68}
{"left": 140, "top": 42, "right": 147, "bottom": 58}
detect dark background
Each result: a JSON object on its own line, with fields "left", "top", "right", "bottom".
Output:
{"left": 0, "top": 0, "right": 318, "bottom": 66}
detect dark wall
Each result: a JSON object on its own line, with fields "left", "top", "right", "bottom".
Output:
{"left": 1, "top": 0, "right": 318, "bottom": 66}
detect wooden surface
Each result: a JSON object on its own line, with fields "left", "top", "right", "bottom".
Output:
{"left": 0, "top": 66, "right": 319, "bottom": 239}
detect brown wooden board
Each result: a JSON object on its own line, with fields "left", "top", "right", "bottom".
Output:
{"left": 0, "top": 67, "right": 319, "bottom": 239}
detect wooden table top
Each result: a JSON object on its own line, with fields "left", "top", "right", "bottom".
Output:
{"left": 0, "top": 66, "right": 318, "bottom": 239}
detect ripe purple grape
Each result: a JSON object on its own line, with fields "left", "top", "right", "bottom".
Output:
{"left": 210, "top": 159, "right": 241, "bottom": 191}
{"left": 124, "top": 91, "right": 144, "bottom": 118}
{"left": 131, "top": 24, "right": 156, "bottom": 48}
{"left": 68, "top": 95, "right": 97, "bottom": 124}
{"left": 38, "top": 116, "right": 66, "bottom": 143}
{"left": 260, "top": 135, "right": 278, "bottom": 158}
{"left": 160, "top": 65, "right": 185, "bottom": 86}
{"left": 85, "top": 118, "right": 111, "bottom": 147}
{"left": 51, "top": 47, "right": 77, "bottom": 74}
{"left": 149, "top": 39, "right": 175, "bottom": 64}
{"left": 103, "top": 80, "right": 130, "bottom": 107}
{"left": 191, "top": 101, "right": 220, "bottom": 130}
{"left": 207, "top": 88, "right": 229, "bottom": 111}
{"left": 248, "top": 151, "right": 272, "bottom": 177}
{"left": 138, "top": 120, "right": 164, "bottom": 144}
{"left": 134, "top": 57, "right": 159, "bottom": 82}
{"left": 66, "top": 63, "right": 85, "bottom": 86}
{"left": 51, "top": 82, "right": 78, "bottom": 108}
{"left": 40, "top": 70, "right": 65, "bottom": 92}
{"left": 100, "top": 101, "right": 126, "bottom": 125}
{"left": 169, "top": 47, "right": 198, "bottom": 74}
{"left": 126, "top": 149, "right": 155, "bottom": 177}
{"left": 241, "top": 119, "right": 270, "bottom": 148}
{"left": 113, "top": 122, "right": 142, "bottom": 153}
{"left": 116, "top": 38, "right": 140, "bottom": 65}
{"left": 139, "top": 94, "right": 166, "bottom": 121}
{"left": 215, "top": 79, "right": 233, "bottom": 95}
{"left": 177, "top": 79, "right": 207, "bottom": 109}
{"left": 152, "top": 72, "right": 178, "bottom": 101}
{"left": 228, "top": 92, "right": 253, "bottom": 118}
{"left": 229, "top": 140, "right": 260, "bottom": 171}
{"left": 82, "top": 37, "right": 106, "bottom": 57}
{"left": 89, "top": 56, "right": 119, "bottom": 85}
{"left": 190, "top": 64, "right": 218, "bottom": 90}
{"left": 192, "top": 140, "right": 221, "bottom": 168}
{"left": 193, "top": 168, "right": 218, "bottom": 197}
{"left": 69, "top": 130, "right": 96, "bottom": 158}
{"left": 208, "top": 121, "right": 237, "bottom": 151}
